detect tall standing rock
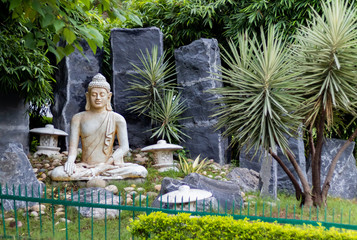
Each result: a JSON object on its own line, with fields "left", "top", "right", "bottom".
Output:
{"left": 307, "top": 138, "right": 357, "bottom": 199}
{"left": 175, "top": 38, "right": 228, "bottom": 164}
{"left": 111, "top": 27, "right": 163, "bottom": 149}
{"left": 0, "top": 93, "right": 29, "bottom": 153}
{"left": 51, "top": 41, "right": 103, "bottom": 148}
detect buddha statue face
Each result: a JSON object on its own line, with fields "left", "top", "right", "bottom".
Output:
{"left": 87, "top": 87, "right": 112, "bottom": 111}
{"left": 85, "top": 73, "right": 113, "bottom": 111}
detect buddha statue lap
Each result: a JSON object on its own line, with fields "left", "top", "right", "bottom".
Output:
{"left": 50, "top": 73, "right": 148, "bottom": 181}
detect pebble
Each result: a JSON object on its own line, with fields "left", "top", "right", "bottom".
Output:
{"left": 146, "top": 192, "right": 158, "bottom": 198}
{"left": 137, "top": 187, "right": 145, "bottom": 192}
{"left": 33, "top": 168, "right": 38, "bottom": 173}
{"left": 86, "top": 178, "right": 107, "bottom": 188}
{"left": 9, "top": 221, "right": 22, "bottom": 228}
{"left": 39, "top": 169, "right": 46, "bottom": 173}
{"left": 43, "top": 160, "right": 50, "bottom": 164}
{"left": 30, "top": 211, "right": 38, "bottom": 217}
{"left": 202, "top": 171, "right": 207, "bottom": 176}
{"left": 59, "top": 218, "right": 71, "bottom": 223}
{"left": 154, "top": 185, "right": 161, "bottom": 191}
{"left": 56, "top": 208, "right": 65, "bottom": 213}
{"left": 55, "top": 212, "right": 65, "bottom": 217}
{"left": 40, "top": 173, "right": 46, "bottom": 179}
{"left": 125, "top": 193, "right": 132, "bottom": 199}
{"left": 129, "top": 191, "right": 138, "bottom": 196}
{"left": 44, "top": 163, "right": 50, "bottom": 168}
{"left": 134, "top": 154, "right": 148, "bottom": 164}
{"left": 126, "top": 198, "right": 133, "bottom": 205}
{"left": 105, "top": 185, "right": 119, "bottom": 194}
{"left": 131, "top": 184, "right": 136, "bottom": 188}
{"left": 30, "top": 204, "right": 46, "bottom": 212}
{"left": 135, "top": 195, "right": 147, "bottom": 202}
{"left": 5, "top": 218, "right": 15, "bottom": 222}
{"left": 241, "top": 192, "right": 246, "bottom": 198}
{"left": 35, "top": 163, "right": 42, "bottom": 168}
{"left": 220, "top": 172, "right": 226, "bottom": 175}
{"left": 207, "top": 175, "right": 213, "bottom": 178}
{"left": 62, "top": 151, "right": 69, "bottom": 156}
{"left": 124, "top": 187, "right": 135, "bottom": 192}
{"left": 214, "top": 175, "right": 222, "bottom": 180}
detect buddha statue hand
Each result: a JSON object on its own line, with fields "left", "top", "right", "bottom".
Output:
{"left": 64, "top": 156, "right": 76, "bottom": 175}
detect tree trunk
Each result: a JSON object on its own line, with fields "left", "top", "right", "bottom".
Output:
{"left": 270, "top": 149, "right": 313, "bottom": 208}
{"left": 311, "top": 110, "right": 326, "bottom": 207}
{"left": 321, "top": 127, "right": 357, "bottom": 206}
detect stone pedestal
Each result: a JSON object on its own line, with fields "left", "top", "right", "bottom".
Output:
{"left": 0, "top": 93, "right": 29, "bottom": 153}
{"left": 175, "top": 38, "right": 228, "bottom": 165}
{"left": 51, "top": 40, "right": 103, "bottom": 149}
{"left": 111, "top": 27, "right": 163, "bottom": 149}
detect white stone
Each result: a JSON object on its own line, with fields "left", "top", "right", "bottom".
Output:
{"left": 136, "top": 187, "right": 145, "bottom": 192}
{"left": 105, "top": 185, "right": 118, "bottom": 194}
{"left": 86, "top": 178, "right": 107, "bottom": 188}
{"left": 30, "top": 211, "right": 38, "bottom": 217}
{"left": 124, "top": 187, "right": 135, "bottom": 192}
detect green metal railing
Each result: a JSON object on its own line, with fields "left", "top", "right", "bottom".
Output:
{"left": 1, "top": 184, "right": 356, "bottom": 239}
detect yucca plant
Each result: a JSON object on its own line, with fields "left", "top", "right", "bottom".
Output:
{"left": 295, "top": 0, "right": 357, "bottom": 207}
{"left": 179, "top": 155, "right": 209, "bottom": 175}
{"left": 150, "top": 90, "right": 189, "bottom": 143}
{"left": 127, "top": 45, "right": 176, "bottom": 118}
{"left": 211, "top": 26, "right": 314, "bottom": 206}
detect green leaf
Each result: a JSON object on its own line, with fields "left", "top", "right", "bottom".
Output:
{"left": 24, "top": 33, "right": 36, "bottom": 49}
{"left": 40, "top": 13, "right": 55, "bottom": 28}
{"left": 9, "top": 0, "right": 21, "bottom": 11}
{"left": 64, "top": 44, "right": 75, "bottom": 55}
{"left": 53, "top": 20, "right": 65, "bottom": 33}
{"left": 63, "top": 28, "right": 76, "bottom": 44}
{"left": 86, "top": 39, "right": 97, "bottom": 54}
{"left": 129, "top": 14, "right": 143, "bottom": 26}
{"left": 32, "top": 0, "right": 44, "bottom": 16}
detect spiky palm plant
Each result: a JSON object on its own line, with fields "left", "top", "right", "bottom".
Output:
{"left": 213, "top": 26, "right": 303, "bottom": 155}
{"left": 295, "top": 0, "right": 357, "bottom": 206}
{"left": 150, "top": 90, "right": 189, "bottom": 143}
{"left": 127, "top": 46, "right": 176, "bottom": 118}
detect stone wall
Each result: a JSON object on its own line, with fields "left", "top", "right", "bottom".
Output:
{"left": 175, "top": 38, "right": 228, "bottom": 164}
{"left": 0, "top": 93, "right": 29, "bottom": 153}
{"left": 111, "top": 27, "right": 163, "bottom": 149}
{"left": 51, "top": 40, "right": 103, "bottom": 148}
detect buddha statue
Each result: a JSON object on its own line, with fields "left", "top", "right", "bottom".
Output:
{"left": 50, "top": 73, "right": 148, "bottom": 181}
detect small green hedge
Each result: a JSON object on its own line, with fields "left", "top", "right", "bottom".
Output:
{"left": 128, "top": 212, "right": 357, "bottom": 240}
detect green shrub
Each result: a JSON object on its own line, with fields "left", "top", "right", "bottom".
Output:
{"left": 129, "top": 212, "right": 357, "bottom": 240}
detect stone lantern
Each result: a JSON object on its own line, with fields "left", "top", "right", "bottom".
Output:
{"left": 160, "top": 185, "right": 212, "bottom": 211}
{"left": 30, "top": 124, "right": 68, "bottom": 157}
{"left": 141, "top": 140, "right": 182, "bottom": 172}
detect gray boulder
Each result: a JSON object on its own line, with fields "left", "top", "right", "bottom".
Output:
{"left": 153, "top": 173, "right": 243, "bottom": 211}
{"left": 175, "top": 38, "right": 228, "bottom": 165}
{"left": 111, "top": 27, "right": 163, "bottom": 149}
{"left": 0, "top": 143, "right": 44, "bottom": 211}
{"left": 307, "top": 138, "right": 357, "bottom": 199}
{"left": 71, "top": 187, "right": 120, "bottom": 219}
{"left": 226, "top": 168, "right": 259, "bottom": 192}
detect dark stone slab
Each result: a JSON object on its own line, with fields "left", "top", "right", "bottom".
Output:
{"left": 226, "top": 168, "right": 259, "bottom": 192}
{"left": 307, "top": 138, "right": 357, "bottom": 199}
{"left": 0, "top": 94, "right": 29, "bottom": 153}
{"left": 71, "top": 187, "right": 120, "bottom": 219}
{"left": 175, "top": 38, "right": 228, "bottom": 164}
{"left": 152, "top": 173, "right": 243, "bottom": 210}
{"left": 51, "top": 40, "right": 103, "bottom": 149}
{"left": 239, "top": 132, "right": 306, "bottom": 197}
{"left": 111, "top": 27, "right": 163, "bottom": 148}
{"left": 0, "top": 143, "right": 44, "bottom": 211}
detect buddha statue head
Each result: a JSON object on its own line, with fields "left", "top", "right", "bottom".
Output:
{"left": 85, "top": 73, "right": 113, "bottom": 111}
